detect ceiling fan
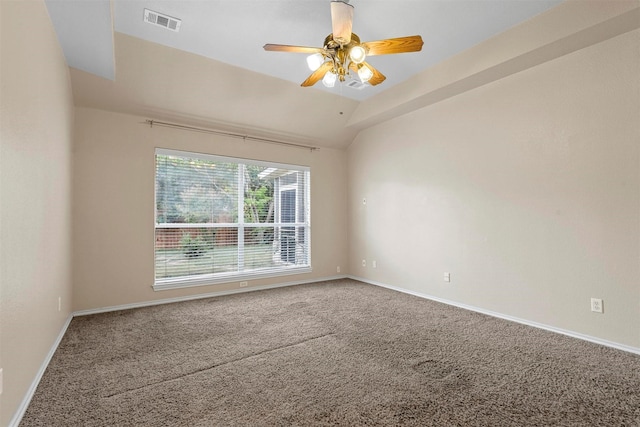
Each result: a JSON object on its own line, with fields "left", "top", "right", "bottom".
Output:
{"left": 263, "top": 0, "right": 423, "bottom": 88}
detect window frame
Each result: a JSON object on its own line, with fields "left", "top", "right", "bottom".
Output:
{"left": 153, "top": 148, "right": 311, "bottom": 291}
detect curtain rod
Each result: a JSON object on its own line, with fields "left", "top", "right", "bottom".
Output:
{"left": 145, "top": 120, "right": 320, "bottom": 152}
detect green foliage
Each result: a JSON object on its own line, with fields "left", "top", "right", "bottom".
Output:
{"left": 244, "top": 186, "right": 273, "bottom": 222}
{"left": 180, "top": 234, "right": 207, "bottom": 258}
{"left": 243, "top": 165, "right": 274, "bottom": 244}
{"left": 244, "top": 165, "right": 274, "bottom": 224}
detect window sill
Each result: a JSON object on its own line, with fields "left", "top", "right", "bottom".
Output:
{"left": 153, "top": 266, "right": 313, "bottom": 291}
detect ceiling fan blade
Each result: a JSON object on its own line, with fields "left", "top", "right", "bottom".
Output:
{"left": 348, "top": 61, "right": 386, "bottom": 86}
{"left": 263, "top": 44, "right": 324, "bottom": 54}
{"left": 301, "top": 62, "right": 334, "bottom": 87}
{"left": 331, "top": 1, "right": 354, "bottom": 45}
{"left": 362, "top": 35, "right": 424, "bottom": 56}
{"left": 365, "top": 62, "right": 386, "bottom": 86}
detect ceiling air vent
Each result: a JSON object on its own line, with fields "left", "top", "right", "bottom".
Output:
{"left": 346, "top": 80, "right": 368, "bottom": 90}
{"left": 144, "top": 9, "right": 181, "bottom": 32}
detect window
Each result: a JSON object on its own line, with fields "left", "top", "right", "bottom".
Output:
{"left": 154, "top": 149, "right": 311, "bottom": 290}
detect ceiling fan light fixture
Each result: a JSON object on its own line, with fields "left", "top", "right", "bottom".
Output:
{"left": 322, "top": 71, "right": 337, "bottom": 88}
{"left": 357, "top": 64, "right": 373, "bottom": 83}
{"left": 349, "top": 45, "right": 366, "bottom": 64}
{"left": 306, "top": 53, "right": 325, "bottom": 71}
{"left": 263, "top": 1, "right": 423, "bottom": 88}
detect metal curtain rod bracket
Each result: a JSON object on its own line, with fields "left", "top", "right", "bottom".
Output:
{"left": 145, "top": 120, "right": 320, "bottom": 152}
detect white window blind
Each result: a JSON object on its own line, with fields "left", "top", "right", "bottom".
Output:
{"left": 154, "top": 149, "right": 311, "bottom": 290}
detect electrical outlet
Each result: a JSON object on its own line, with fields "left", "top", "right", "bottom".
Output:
{"left": 444, "top": 272, "right": 451, "bottom": 282}
{"left": 362, "top": 198, "right": 367, "bottom": 205}
{"left": 337, "top": 266, "right": 341, "bottom": 273}
{"left": 58, "top": 296, "right": 61, "bottom": 312}
{"left": 362, "top": 259, "right": 366, "bottom": 267}
{"left": 372, "top": 260, "right": 377, "bottom": 268}
{"left": 239, "top": 281, "right": 248, "bottom": 288}
{"left": 591, "top": 298, "right": 603, "bottom": 313}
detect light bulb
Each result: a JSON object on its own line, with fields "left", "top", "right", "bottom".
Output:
{"left": 306, "top": 53, "right": 324, "bottom": 71}
{"left": 358, "top": 64, "right": 373, "bottom": 83}
{"left": 349, "top": 45, "right": 366, "bottom": 64}
{"left": 322, "top": 71, "right": 337, "bottom": 88}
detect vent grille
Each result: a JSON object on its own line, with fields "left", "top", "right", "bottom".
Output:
{"left": 144, "top": 9, "right": 181, "bottom": 32}
{"left": 347, "top": 80, "right": 368, "bottom": 90}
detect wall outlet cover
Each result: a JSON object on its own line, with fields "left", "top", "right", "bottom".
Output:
{"left": 590, "top": 298, "right": 603, "bottom": 313}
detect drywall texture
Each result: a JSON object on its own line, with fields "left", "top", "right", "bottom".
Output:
{"left": 70, "top": 32, "right": 360, "bottom": 150}
{"left": 72, "top": 107, "right": 348, "bottom": 311}
{"left": 347, "top": 0, "right": 640, "bottom": 131}
{"left": 348, "top": 29, "right": 640, "bottom": 349}
{"left": 0, "top": 1, "right": 74, "bottom": 425}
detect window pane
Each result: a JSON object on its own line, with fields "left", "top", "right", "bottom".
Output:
{"left": 243, "top": 227, "right": 276, "bottom": 270}
{"left": 243, "top": 165, "right": 276, "bottom": 224}
{"left": 275, "top": 225, "right": 309, "bottom": 265}
{"left": 155, "top": 227, "right": 238, "bottom": 279}
{"left": 156, "top": 155, "right": 238, "bottom": 224}
{"left": 242, "top": 225, "right": 309, "bottom": 270}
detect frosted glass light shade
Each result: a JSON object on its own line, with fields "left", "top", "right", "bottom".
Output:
{"left": 306, "top": 53, "right": 324, "bottom": 71}
{"left": 349, "top": 46, "right": 366, "bottom": 64}
{"left": 322, "top": 71, "right": 337, "bottom": 87}
{"left": 358, "top": 64, "right": 373, "bottom": 82}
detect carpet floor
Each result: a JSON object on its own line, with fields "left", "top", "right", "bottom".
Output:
{"left": 21, "top": 279, "right": 640, "bottom": 426}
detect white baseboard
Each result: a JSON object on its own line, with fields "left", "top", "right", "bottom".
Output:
{"left": 74, "top": 275, "right": 348, "bottom": 317}
{"left": 349, "top": 275, "right": 640, "bottom": 356}
{"left": 9, "top": 314, "right": 74, "bottom": 427}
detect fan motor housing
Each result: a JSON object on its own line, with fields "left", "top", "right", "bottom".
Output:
{"left": 324, "top": 33, "right": 361, "bottom": 50}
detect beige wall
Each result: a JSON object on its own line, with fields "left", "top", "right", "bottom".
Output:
{"left": 0, "top": 1, "right": 74, "bottom": 425}
{"left": 72, "top": 107, "right": 348, "bottom": 311}
{"left": 348, "top": 29, "right": 640, "bottom": 349}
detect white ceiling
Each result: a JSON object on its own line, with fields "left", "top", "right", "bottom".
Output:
{"left": 46, "top": 0, "right": 563, "bottom": 101}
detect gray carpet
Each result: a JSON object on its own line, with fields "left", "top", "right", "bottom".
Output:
{"left": 21, "top": 279, "right": 640, "bottom": 426}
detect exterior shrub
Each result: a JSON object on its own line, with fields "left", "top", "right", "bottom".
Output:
{"left": 180, "top": 234, "right": 206, "bottom": 258}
